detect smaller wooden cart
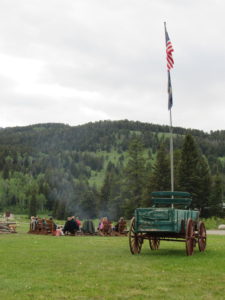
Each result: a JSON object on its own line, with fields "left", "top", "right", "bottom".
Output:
{"left": 129, "top": 191, "right": 207, "bottom": 256}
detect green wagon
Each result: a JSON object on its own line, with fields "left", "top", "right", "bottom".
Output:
{"left": 129, "top": 191, "right": 207, "bottom": 256}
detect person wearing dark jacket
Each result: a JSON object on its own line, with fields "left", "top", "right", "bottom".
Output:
{"left": 63, "top": 217, "right": 72, "bottom": 235}
{"left": 63, "top": 216, "right": 79, "bottom": 235}
{"left": 70, "top": 216, "right": 79, "bottom": 234}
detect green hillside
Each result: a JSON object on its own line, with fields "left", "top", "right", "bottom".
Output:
{"left": 0, "top": 120, "right": 224, "bottom": 220}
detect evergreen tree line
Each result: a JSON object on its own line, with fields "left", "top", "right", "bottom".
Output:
{"left": 1, "top": 120, "right": 225, "bottom": 159}
{"left": 1, "top": 133, "right": 223, "bottom": 220}
{"left": 0, "top": 121, "right": 224, "bottom": 220}
{"left": 99, "top": 134, "right": 224, "bottom": 220}
{"left": 0, "top": 150, "right": 104, "bottom": 218}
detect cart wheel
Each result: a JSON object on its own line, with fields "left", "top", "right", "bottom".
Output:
{"left": 198, "top": 221, "right": 207, "bottom": 252}
{"left": 149, "top": 238, "right": 160, "bottom": 250}
{"left": 129, "top": 217, "right": 143, "bottom": 254}
{"left": 185, "top": 219, "right": 195, "bottom": 256}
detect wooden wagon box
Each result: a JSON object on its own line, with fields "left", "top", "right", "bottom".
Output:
{"left": 135, "top": 207, "right": 199, "bottom": 234}
{"left": 129, "top": 191, "right": 206, "bottom": 256}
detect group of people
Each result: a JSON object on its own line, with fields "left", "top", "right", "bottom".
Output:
{"left": 98, "top": 217, "right": 127, "bottom": 234}
{"left": 29, "top": 215, "right": 82, "bottom": 236}
{"left": 30, "top": 216, "right": 57, "bottom": 232}
{"left": 29, "top": 215, "right": 126, "bottom": 236}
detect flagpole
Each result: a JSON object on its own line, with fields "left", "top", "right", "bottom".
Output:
{"left": 169, "top": 105, "right": 174, "bottom": 193}
{"left": 164, "top": 22, "right": 174, "bottom": 195}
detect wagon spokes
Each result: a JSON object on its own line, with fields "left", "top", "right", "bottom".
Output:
{"left": 129, "top": 217, "right": 143, "bottom": 254}
{"left": 185, "top": 219, "right": 195, "bottom": 256}
{"left": 198, "top": 221, "right": 207, "bottom": 252}
{"left": 149, "top": 237, "right": 160, "bottom": 250}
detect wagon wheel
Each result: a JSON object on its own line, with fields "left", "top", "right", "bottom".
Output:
{"left": 198, "top": 221, "right": 207, "bottom": 252}
{"left": 149, "top": 237, "right": 160, "bottom": 250}
{"left": 185, "top": 219, "right": 195, "bottom": 256}
{"left": 129, "top": 217, "right": 143, "bottom": 254}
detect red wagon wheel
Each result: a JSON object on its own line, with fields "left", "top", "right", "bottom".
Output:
{"left": 129, "top": 217, "right": 143, "bottom": 254}
{"left": 185, "top": 219, "right": 195, "bottom": 256}
{"left": 149, "top": 238, "right": 160, "bottom": 250}
{"left": 198, "top": 221, "right": 207, "bottom": 252}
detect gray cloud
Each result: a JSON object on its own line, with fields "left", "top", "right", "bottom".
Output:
{"left": 0, "top": 0, "right": 224, "bottom": 131}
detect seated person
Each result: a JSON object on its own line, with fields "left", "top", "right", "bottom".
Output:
{"left": 81, "top": 220, "right": 95, "bottom": 234}
{"left": 115, "top": 217, "right": 127, "bottom": 233}
{"left": 99, "top": 217, "right": 112, "bottom": 234}
{"left": 55, "top": 225, "right": 64, "bottom": 236}
{"left": 63, "top": 217, "right": 72, "bottom": 235}
{"left": 49, "top": 217, "right": 57, "bottom": 231}
{"left": 75, "top": 217, "right": 82, "bottom": 229}
{"left": 42, "top": 218, "right": 47, "bottom": 230}
{"left": 63, "top": 216, "right": 79, "bottom": 235}
{"left": 97, "top": 218, "right": 103, "bottom": 231}
{"left": 30, "top": 216, "right": 36, "bottom": 231}
{"left": 71, "top": 216, "right": 79, "bottom": 234}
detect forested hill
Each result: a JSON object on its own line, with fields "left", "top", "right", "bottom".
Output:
{"left": 0, "top": 120, "right": 224, "bottom": 220}
{"left": 0, "top": 119, "right": 225, "bottom": 156}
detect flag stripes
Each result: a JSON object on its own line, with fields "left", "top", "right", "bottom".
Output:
{"left": 165, "top": 30, "right": 174, "bottom": 70}
{"left": 164, "top": 23, "right": 174, "bottom": 110}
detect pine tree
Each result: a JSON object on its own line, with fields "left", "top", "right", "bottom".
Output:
{"left": 178, "top": 134, "right": 200, "bottom": 196}
{"left": 54, "top": 200, "right": 66, "bottom": 220}
{"left": 3, "top": 165, "right": 9, "bottom": 179}
{"left": 173, "top": 149, "right": 181, "bottom": 190}
{"left": 123, "top": 137, "right": 146, "bottom": 218}
{"left": 29, "top": 193, "right": 37, "bottom": 218}
{"left": 178, "top": 134, "right": 212, "bottom": 213}
{"left": 107, "top": 174, "right": 123, "bottom": 220}
{"left": 98, "top": 171, "right": 114, "bottom": 216}
{"left": 151, "top": 143, "right": 170, "bottom": 191}
{"left": 195, "top": 155, "right": 211, "bottom": 216}
{"left": 80, "top": 188, "right": 97, "bottom": 219}
{"left": 210, "top": 174, "right": 223, "bottom": 217}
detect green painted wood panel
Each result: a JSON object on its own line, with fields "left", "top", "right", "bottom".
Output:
{"left": 151, "top": 191, "right": 191, "bottom": 198}
{"left": 134, "top": 207, "right": 199, "bottom": 233}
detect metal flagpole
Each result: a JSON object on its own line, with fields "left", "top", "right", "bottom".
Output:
{"left": 169, "top": 106, "right": 174, "bottom": 193}
{"left": 164, "top": 22, "right": 174, "bottom": 194}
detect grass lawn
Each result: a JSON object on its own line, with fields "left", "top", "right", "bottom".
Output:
{"left": 0, "top": 230, "right": 225, "bottom": 300}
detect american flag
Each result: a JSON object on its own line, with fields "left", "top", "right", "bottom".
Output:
{"left": 164, "top": 23, "right": 174, "bottom": 110}
{"left": 165, "top": 28, "right": 174, "bottom": 70}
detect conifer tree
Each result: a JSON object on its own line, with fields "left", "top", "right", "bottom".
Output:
{"left": 178, "top": 134, "right": 211, "bottom": 212}
{"left": 151, "top": 143, "right": 170, "bottom": 191}
{"left": 123, "top": 137, "right": 146, "bottom": 218}
{"left": 80, "top": 189, "right": 97, "bottom": 219}
{"left": 54, "top": 200, "right": 66, "bottom": 220}
{"left": 210, "top": 174, "right": 224, "bottom": 217}
{"left": 178, "top": 134, "right": 200, "bottom": 197}
{"left": 29, "top": 193, "right": 37, "bottom": 218}
{"left": 98, "top": 161, "right": 122, "bottom": 219}
{"left": 98, "top": 169, "right": 114, "bottom": 215}
{"left": 195, "top": 155, "right": 211, "bottom": 216}
{"left": 173, "top": 149, "right": 181, "bottom": 190}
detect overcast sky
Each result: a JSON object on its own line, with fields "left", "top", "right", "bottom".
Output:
{"left": 0, "top": 0, "right": 224, "bottom": 132}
